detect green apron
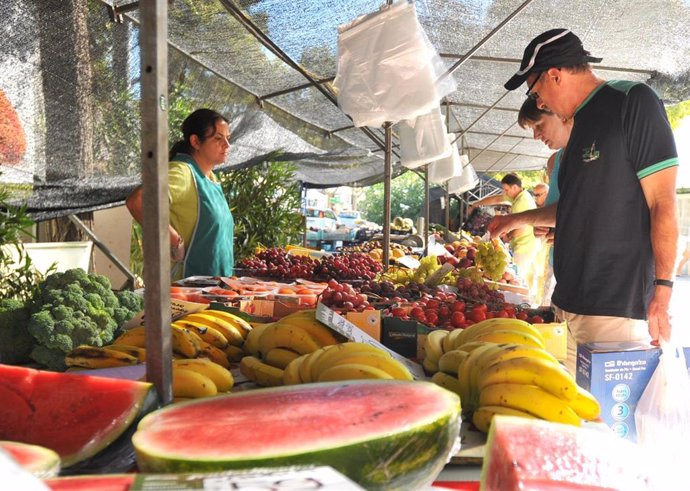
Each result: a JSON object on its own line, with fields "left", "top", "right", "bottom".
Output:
{"left": 174, "top": 154, "right": 234, "bottom": 278}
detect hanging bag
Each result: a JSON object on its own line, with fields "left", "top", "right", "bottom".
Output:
{"left": 634, "top": 341, "right": 690, "bottom": 488}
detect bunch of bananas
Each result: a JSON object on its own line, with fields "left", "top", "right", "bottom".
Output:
{"left": 239, "top": 309, "right": 346, "bottom": 387}
{"left": 475, "top": 239, "right": 510, "bottom": 281}
{"left": 282, "top": 342, "right": 413, "bottom": 385}
{"left": 65, "top": 309, "right": 251, "bottom": 400}
{"left": 171, "top": 357, "right": 234, "bottom": 401}
{"left": 423, "top": 319, "right": 601, "bottom": 432}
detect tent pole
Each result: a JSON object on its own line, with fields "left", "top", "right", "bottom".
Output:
{"left": 67, "top": 214, "right": 137, "bottom": 286}
{"left": 383, "top": 122, "right": 392, "bottom": 271}
{"left": 424, "top": 164, "right": 429, "bottom": 257}
{"left": 140, "top": 0, "right": 172, "bottom": 405}
{"left": 444, "top": 182, "right": 451, "bottom": 241}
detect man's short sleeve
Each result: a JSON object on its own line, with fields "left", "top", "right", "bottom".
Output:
{"left": 622, "top": 84, "right": 678, "bottom": 180}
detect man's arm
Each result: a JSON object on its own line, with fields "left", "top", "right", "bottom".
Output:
{"left": 488, "top": 202, "right": 558, "bottom": 238}
{"left": 640, "top": 166, "right": 678, "bottom": 343}
{"left": 468, "top": 194, "right": 507, "bottom": 215}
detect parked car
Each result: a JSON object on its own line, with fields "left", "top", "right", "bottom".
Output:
{"left": 305, "top": 207, "right": 338, "bottom": 231}
{"left": 337, "top": 210, "right": 363, "bottom": 228}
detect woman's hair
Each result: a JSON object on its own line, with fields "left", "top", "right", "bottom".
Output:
{"left": 517, "top": 97, "right": 553, "bottom": 129}
{"left": 169, "top": 108, "right": 229, "bottom": 160}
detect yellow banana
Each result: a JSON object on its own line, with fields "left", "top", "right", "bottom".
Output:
{"left": 65, "top": 346, "right": 139, "bottom": 369}
{"left": 479, "top": 383, "right": 581, "bottom": 426}
{"left": 197, "top": 339, "right": 231, "bottom": 369}
{"left": 422, "top": 356, "right": 439, "bottom": 374}
{"left": 443, "top": 328, "right": 465, "bottom": 353}
{"left": 264, "top": 348, "right": 301, "bottom": 369}
{"left": 478, "top": 356, "right": 577, "bottom": 401}
{"left": 298, "top": 349, "right": 324, "bottom": 383}
{"left": 178, "top": 314, "right": 242, "bottom": 347}
{"left": 173, "top": 358, "right": 234, "bottom": 392}
{"left": 202, "top": 309, "right": 253, "bottom": 338}
{"left": 224, "top": 344, "right": 245, "bottom": 363}
{"left": 240, "top": 356, "right": 284, "bottom": 387}
{"left": 317, "top": 363, "right": 394, "bottom": 382}
{"left": 276, "top": 315, "right": 341, "bottom": 347}
{"left": 310, "top": 342, "right": 385, "bottom": 378}
{"left": 472, "top": 405, "right": 537, "bottom": 433}
{"left": 481, "top": 343, "right": 559, "bottom": 369}
{"left": 568, "top": 384, "right": 601, "bottom": 420}
{"left": 454, "top": 340, "right": 493, "bottom": 354}
{"left": 431, "top": 371, "right": 464, "bottom": 399}
{"left": 282, "top": 354, "right": 308, "bottom": 385}
{"left": 243, "top": 322, "right": 271, "bottom": 357}
{"left": 472, "top": 329, "right": 545, "bottom": 350}
{"left": 463, "top": 318, "right": 544, "bottom": 344}
{"left": 469, "top": 344, "right": 510, "bottom": 409}
{"left": 438, "top": 349, "right": 470, "bottom": 375}
{"left": 323, "top": 351, "right": 413, "bottom": 381}
{"left": 112, "top": 326, "right": 147, "bottom": 348}
{"left": 171, "top": 324, "right": 203, "bottom": 358}
{"left": 106, "top": 344, "right": 147, "bottom": 362}
{"left": 172, "top": 319, "right": 230, "bottom": 349}
{"left": 172, "top": 367, "right": 217, "bottom": 398}
{"left": 458, "top": 342, "right": 498, "bottom": 413}
{"left": 258, "top": 323, "right": 322, "bottom": 356}
{"left": 423, "top": 329, "right": 449, "bottom": 364}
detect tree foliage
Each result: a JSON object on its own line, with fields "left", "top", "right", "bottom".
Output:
{"left": 218, "top": 157, "right": 303, "bottom": 262}
{"left": 359, "top": 171, "right": 426, "bottom": 225}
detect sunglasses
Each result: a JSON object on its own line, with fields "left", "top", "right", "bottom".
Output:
{"left": 526, "top": 72, "right": 544, "bottom": 101}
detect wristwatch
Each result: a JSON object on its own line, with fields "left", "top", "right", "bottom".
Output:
{"left": 653, "top": 279, "right": 673, "bottom": 288}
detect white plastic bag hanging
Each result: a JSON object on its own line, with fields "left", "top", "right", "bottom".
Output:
{"left": 634, "top": 342, "right": 690, "bottom": 488}
{"left": 397, "top": 107, "right": 452, "bottom": 169}
{"left": 447, "top": 157, "right": 478, "bottom": 194}
{"left": 428, "top": 141, "right": 462, "bottom": 184}
{"left": 334, "top": 2, "right": 456, "bottom": 127}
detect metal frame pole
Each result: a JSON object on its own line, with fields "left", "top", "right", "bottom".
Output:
{"left": 140, "top": 0, "right": 172, "bottom": 404}
{"left": 382, "top": 122, "right": 392, "bottom": 271}
{"left": 424, "top": 164, "right": 429, "bottom": 257}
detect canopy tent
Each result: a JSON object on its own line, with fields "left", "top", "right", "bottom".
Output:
{"left": 1, "top": 0, "right": 689, "bottom": 218}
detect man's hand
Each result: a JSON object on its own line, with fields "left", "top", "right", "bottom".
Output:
{"left": 534, "top": 226, "right": 555, "bottom": 245}
{"left": 647, "top": 286, "right": 673, "bottom": 345}
{"left": 488, "top": 214, "right": 519, "bottom": 239}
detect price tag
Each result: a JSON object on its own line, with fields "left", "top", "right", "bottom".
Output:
{"left": 424, "top": 262, "right": 455, "bottom": 287}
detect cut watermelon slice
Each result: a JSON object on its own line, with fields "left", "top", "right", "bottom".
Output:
{"left": 0, "top": 440, "right": 60, "bottom": 478}
{"left": 481, "top": 416, "right": 656, "bottom": 490}
{"left": 134, "top": 380, "right": 460, "bottom": 490}
{"left": 43, "top": 474, "right": 135, "bottom": 491}
{"left": 0, "top": 364, "right": 158, "bottom": 470}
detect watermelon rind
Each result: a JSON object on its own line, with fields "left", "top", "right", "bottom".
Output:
{"left": 133, "top": 381, "right": 460, "bottom": 491}
{"left": 0, "top": 440, "right": 61, "bottom": 478}
{"left": 43, "top": 473, "right": 136, "bottom": 491}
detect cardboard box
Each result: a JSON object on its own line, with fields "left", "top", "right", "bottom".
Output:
{"left": 344, "top": 309, "right": 381, "bottom": 341}
{"left": 238, "top": 299, "right": 311, "bottom": 320}
{"left": 536, "top": 322, "right": 567, "bottom": 361}
{"left": 576, "top": 342, "right": 690, "bottom": 442}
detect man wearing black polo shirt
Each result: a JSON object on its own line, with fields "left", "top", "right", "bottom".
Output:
{"left": 489, "top": 29, "right": 679, "bottom": 373}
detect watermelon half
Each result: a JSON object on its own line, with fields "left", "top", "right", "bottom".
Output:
{"left": 0, "top": 440, "right": 60, "bottom": 478}
{"left": 133, "top": 380, "right": 460, "bottom": 490}
{"left": 481, "top": 416, "right": 656, "bottom": 491}
{"left": 0, "top": 364, "right": 158, "bottom": 471}
{"left": 43, "top": 474, "right": 135, "bottom": 491}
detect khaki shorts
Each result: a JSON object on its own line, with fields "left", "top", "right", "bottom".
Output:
{"left": 554, "top": 305, "right": 651, "bottom": 375}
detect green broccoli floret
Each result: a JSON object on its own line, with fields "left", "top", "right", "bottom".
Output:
{"left": 27, "top": 268, "right": 126, "bottom": 371}
{"left": 0, "top": 298, "right": 35, "bottom": 365}
{"left": 116, "top": 290, "right": 145, "bottom": 313}
{"left": 30, "top": 344, "right": 68, "bottom": 372}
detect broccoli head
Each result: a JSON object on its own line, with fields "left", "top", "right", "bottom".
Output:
{"left": 0, "top": 298, "right": 35, "bottom": 365}
{"left": 30, "top": 344, "right": 68, "bottom": 372}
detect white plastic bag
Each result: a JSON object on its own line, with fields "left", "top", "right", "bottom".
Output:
{"left": 634, "top": 342, "right": 690, "bottom": 488}
{"left": 397, "top": 107, "right": 452, "bottom": 169}
{"left": 428, "top": 141, "right": 462, "bottom": 184}
{"left": 447, "top": 157, "right": 477, "bottom": 194}
{"left": 334, "top": 2, "right": 456, "bottom": 127}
